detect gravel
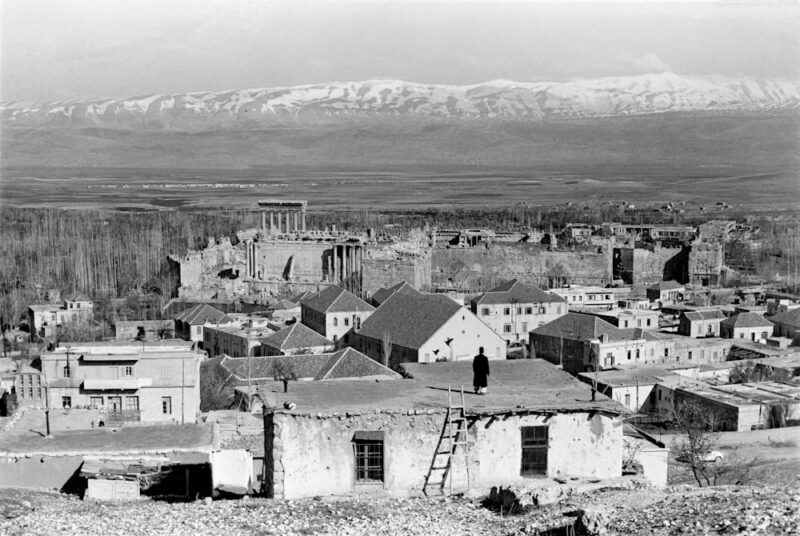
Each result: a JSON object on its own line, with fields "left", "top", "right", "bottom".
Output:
{"left": 1, "top": 485, "right": 798, "bottom": 536}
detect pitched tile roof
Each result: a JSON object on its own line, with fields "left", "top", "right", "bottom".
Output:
{"left": 647, "top": 280, "right": 685, "bottom": 291}
{"left": 682, "top": 310, "right": 726, "bottom": 322}
{"left": 370, "top": 281, "right": 425, "bottom": 306}
{"left": 218, "top": 348, "right": 399, "bottom": 382}
{"left": 260, "top": 323, "right": 333, "bottom": 351}
{"left": 769, "top": 308, "right": 800, "bottom": 329}
{"left": 174, "top": 304, "right": 233, "bottom": 325}
{"left": 301, "top": 286, "right": 375, "bottom": 315}
{"left": 356, "top": 293, "right": 463, "bottom": 350}
{"left": 721, "top": 312, "right": 773, "bottom": 329}
{"left": 314, "top": 348, "right": 400, "bottom": 380}
{"left": 471, "top": 279, "right": 565, "bottom": 306}
{"left": 531, "top": 312, "right": 628, "bottom": 342}
{"left": 271, "top": 299, "right": 299, "bottom": 311}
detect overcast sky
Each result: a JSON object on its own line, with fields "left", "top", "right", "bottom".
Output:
{"left": 2, "top": 0, "right": 799, "bottom": 102}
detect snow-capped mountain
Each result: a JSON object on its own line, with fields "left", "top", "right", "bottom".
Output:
{"left": 3, "top": 73, "right": 799, "bottom": 129}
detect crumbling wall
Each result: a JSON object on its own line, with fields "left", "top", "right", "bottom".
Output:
{"left": 362, "top": 241, "right": 432, "bottom": 296}
{"left": 688, "top": 242, "right": 724, "bottom": 286}
{"left": 267, "top": 409, "right": 622, "bottom": 499}
{"left": 432, "top": 244, "right": 612, "bottom": 290}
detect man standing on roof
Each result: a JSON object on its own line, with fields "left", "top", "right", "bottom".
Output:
{"left": 473, "top": 346, "right": 490, "bottom": 395}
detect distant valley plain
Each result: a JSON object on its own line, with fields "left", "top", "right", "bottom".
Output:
{"left": 2, "top": 114, "right": 798, "bottom": 212}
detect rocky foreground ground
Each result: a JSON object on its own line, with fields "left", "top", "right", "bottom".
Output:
{"left": 1, "top": 485, "right": 798, "bottom": 536}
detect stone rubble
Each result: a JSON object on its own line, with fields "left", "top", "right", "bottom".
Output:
{"left": 0, "top": 485, "right": 797, "bottom": 536}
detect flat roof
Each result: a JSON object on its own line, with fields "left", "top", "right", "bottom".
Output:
{"left": 0, "top": 414, "right": 213, "bottom": 456}
{"left": 266, "top": 360, "right": 627, "bottom": 417}
{"left": 578, "top": 368, "right": 701, "bottom": 388}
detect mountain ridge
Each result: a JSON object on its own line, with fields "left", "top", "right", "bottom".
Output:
{"left": 3, "top": 73, "right": 799, "bottom": 130}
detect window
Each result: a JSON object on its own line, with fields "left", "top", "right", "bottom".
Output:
{"left": 355, "top": 316, "right": 362, "bottom": 330}
{"left": 333, "top": 317, "right": 339, "bottom": 327}
{"left": 627, "top": 351, "right": 631, "bottom": 360}
{"left": 637, "top": 320, "right": 642, "bottom": 328}
{"left": 503, "top": 324, "right": 512, "bottom": 333}
{"left": 539, "top": 306, "right": 546, "bottom": 314}
{"left": 522, "top": 322, "right": 528, "bottom": 333}
{"left": 482, "top": 308, "right": 490, "bottom": 316}
{"left": 124, "top": 396, "right": 139, "bottom": 411}
{"left": 162, "top": 396, "right": 172, "bottom": 414}
{"left": 521, "top": 426, "right": 548, "bottom": 476}
{"left": 635, "top": 349, "right": 640, "bottom": 359}
{"left": 739, "top": 333, "right": 745, "bottom": 338}
{"left": 62, "top": 396, "right": 72, "bottom": 409}
{"left": 646, "top": 319, "right": 652, "bottom": 327}
{"left": 353, "top": 432, "right": 384, "bottom": 482}
{"left": 525, "top": 307, "right": 533, "bottom": 315}
{"left": 123, "top": 366, "right": 134, "bottom": 376}
{"left": 63, "top": 365, "right": 71, "bottom": 378}
{"left": 517, "top": 307, "right": 522, "bottom": 314}
{"left": 90, "top": 396, "right": 103, "bottom": 409}
{"left": 624, "top": 393, "right": 631, "bottom": 407}
{"left": 664, "top": 348, "right": 669, "bottom": 357}
{"left": 344, "top": 317, "right": 350, "bottom": 327}
{"left": 688, "top": 351, "right": 693, "bottom": 360}
{"left": 503, "top": 308, "right": 511, "bottom": 316}
{"left": 761, "top": 331, "right": 767, "bottom": 339}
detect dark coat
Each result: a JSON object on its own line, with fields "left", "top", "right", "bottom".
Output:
{"left": 472, "top": 352, "right": 490, "bottom": 388}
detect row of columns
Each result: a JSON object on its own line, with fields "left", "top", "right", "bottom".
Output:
{"left": 261, "top": 209, "right": 307, "bottom": 235}
{"left": 328, "top": 244, "right": 363, "bottom": 291}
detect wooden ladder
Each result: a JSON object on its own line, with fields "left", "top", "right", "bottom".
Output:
{"left": 422, "top": 385, "right": 471, "bottom": 496}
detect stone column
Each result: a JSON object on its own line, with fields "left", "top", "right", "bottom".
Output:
{"left": 332, "top": 246, "right": 338, "bottom": 283}
{"left": 269, "top": 211, "right": 275, "bottom": 233}
{"left": 261, "top": 211, "right": 267, "bottom": 236}
{"left": 301, "top": 210, "right": 307, "bottom": 232}
{"left": 292, "top": 211, "right": 299, "bottom": 233}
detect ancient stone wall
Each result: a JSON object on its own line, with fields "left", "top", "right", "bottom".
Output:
{"left": 432, "top": 243, "right": 612, "bottom": 291}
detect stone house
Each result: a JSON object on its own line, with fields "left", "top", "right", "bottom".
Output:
{"left": 645, "top": 281, "right": 685, "bottom": 305}
{"left": 550, "top": 286, "right": 616, "bottom": 311}
{"left": 28, "top": 296, "right": 94, "bottom": 340}
{"left": 203, "top": 325, "right": 275, "bottom": 358}
{"left": 258, "top": 323, "right": 335, "bottom": 356}
{"left": 300, "top": 286, "right": 375, "bottom": 342}
{"left": 40, "top": 340, "right": 202, "bottom": 424}
{"left": 677, "top": 309, "right": 726, "bottom": 338}
{"left": 13, "top": 364, "right": 45, "bottom": 407}
{"left": 261, "top": 360, "right": 627, "bottom": 499}
{"left": 531, "top": 313, "right": 729, "bottom": 375}
{"left": 174, "top": 304, "right": 236, "bottom": 345}
{"left": 584, "top": 308, "right": 660, "bottom": 330}
{"left": 469, "top": 279, "right": 566, "bottom": 345}
{"left": 720, "top": 313, "right": 774, "bottom": 342}
{"left": 350, "top": 292, "right": 507, "bottom": 368}
{"left": 767, "top": 308, "right": 800, "bottom": 339}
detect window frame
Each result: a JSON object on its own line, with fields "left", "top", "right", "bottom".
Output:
{"left": 520, "top": 425, "right": 548, "bottom": 477}
{"left": 162, "top": 396, "right": 172, "bottom": 414}
{"left": 353, "top": 432, "right": 384, "bottom": 484}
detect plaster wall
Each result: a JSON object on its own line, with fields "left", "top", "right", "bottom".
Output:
{"left": 268, "top": 410, "right": 622, "bottom": 499}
